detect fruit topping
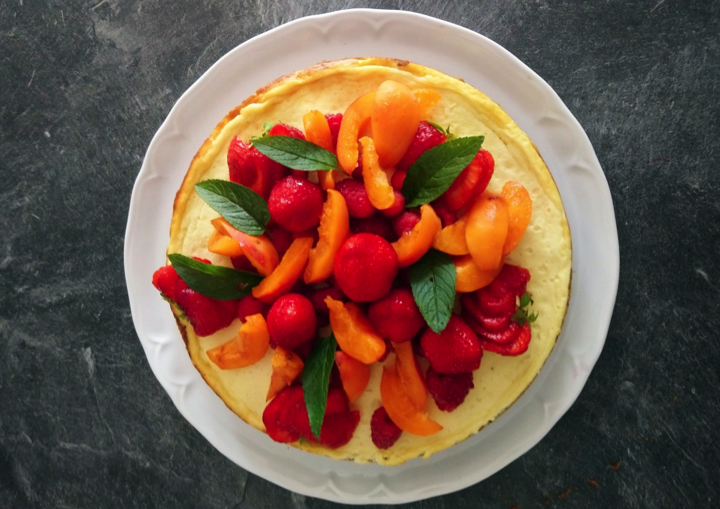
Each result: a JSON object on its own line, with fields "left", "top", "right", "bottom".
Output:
{"left": 350, "top": 215, "right": 395, "bottom": 242}
{"left": 333, "top": 233, "right": 399, "bottom": 302}
{"left": 368, "top": 288, "right": 425, "bottom": 343}
{"left": 227, "top": 137, "right": 286, "bottom": 200}
{"left": 465, "top": 193, "right": 509, "bottom": 271}
{"left": 206, "top": 313, "right": 270, "bottom": 369}
{"left": 425, "top": 368, "right": 474, "bottom": 412}
{"left": 268, "top": 176, "right": 324, "bottom": 232}
{"left": 252, "top": 237, "right": 314, "bottom": 304}
{"left": 432, "top": 200, "right": 457, "bottom": 227}
{"left": 359, "top": 136, "right": 395, "bottom": 210}
{"left": 267, "top": 293, "right": 317, "bottom": 349}
{"left": 335, "top": 178, "right": 376, "bottom": 219}
{"left": 262, "top": 385, "right": 303, "bottom": 443}
{"left": 454, "top": 256, "right": 503, "bottom": 293}
{"left": 207, "top": 229, "right": 245, "bottom": 257}
{"left": 237, "top": 294, "right": 269, "bottom": 323}
{"left": 372, "top": 80, "right": 421, "bottom": 168}
{"left": 379, "top": 188, "right": 406, "bottom": 218}
{"left": 325, "top": 297, "right": 386, "bottom": 364}
{"left": 304, "top": 189, "right": 350, "bottom": 284}
{"left": 267, "top": 347, "right": 304, "bottom": 401}
{"left": 391, "top": 204, "right": 442, "bottom": 267}
{"left": 396, "top": 121, "right": 447, "bottom": 173}
{"left": 441, "top": 149, "right": 494, "bottom": 211}
{"left": 338, "top": 92, "right": 375, "bottom": 173}
{"left": 231, "top": 255, "right": 256, "bottom": 272}
{"left": 211, "top": 218, "right": 279, "bottom": 276}
{"left": 419, "top": 315, "right": 482, "bottom": 374}
{"left": 268, "top": 123, "right": 305, "bottom": 140}
{"left": 325, "top": 113, "right": 343, "bottom": 149}
{"left": 413, "top": 88, "right": 442, "bottom": 118}
{"left": 303, "top": 110, "right": 337, "bottom": 190}
{"left": 152, "top": 265, "right": 181, "bottom": 301}
{"left": 335, "top": 351, "right": 370, "bottom": 402}
{"left": 392, "top": 210, "right": 421, "bottom": 238}
{"left": 370, "top": 406, "right": 403, "bottom": 449}
{"left": 266, "top": 223, "right": 294, "bottom": 257}
{"left": 433, "top": 215, "right": 469, "bottom": 256}
{"left": 500, "top": 181, "right": 532, "bottom": 255}
{"left": 380, "top": 364, "right": 442, "bottom": 436}
{"left": 173, "top": 287, "right": 237, "bottom": 337}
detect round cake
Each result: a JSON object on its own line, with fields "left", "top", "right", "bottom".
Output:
{"left": 154, "top": 57, "right": 572, "bottom": 465}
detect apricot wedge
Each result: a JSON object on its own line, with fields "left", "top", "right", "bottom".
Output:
{"left": 414, "top": 88, "right": 441, "bottom": 118}
{"left": 304, "top": 189, "right": 350, "bottom": 284}
{"left": 206, "top": 314, "right": 270, "bottom": 370}
{"left": 372, "top": 80, "right": 421, "bottom": 168}
{"left": 212, "top": 218, "right": 279, "bottom": 276}
{"left": 381, "top": 367, "right": 443, "bottom": 436}
{"left": 207, "top": 229, "right": 244, "bottom": 257}
{"left": 465, "top": 194, "right": 509, "bottom": 271}
{"left": 454, "top": 255, "right": 503, "bottom": 293}
{"left": 337, "top": 92, "right": 375, "bottom": 174}
{"left": 266, "top": 347, "right": 304, "bottom": 401}
{"left": 325, "top": 297, "right": 386, "bottom": 364}
{"left": 252, "top": 237, "right": 313, "bottom": 303}
{"left": 335, "top": 351, "right": 370, "bottom": 403}
{"left": 501, "top": 181, "right": 533, "bottom": 255}
{"left": 359, "top": 136, "right": 395, "bottom": 210}
{"left": 393, "top": 341, "right": 427, "bottom": 409}
{"left": 433, "top": 215, "right": 469, "bottom": 256}
{"left": 391, "top": 204, "right": 442, "bottom": 267}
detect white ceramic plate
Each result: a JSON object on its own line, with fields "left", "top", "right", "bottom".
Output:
{"left": 124, "top": 9, "right": 619, "bottom": 505}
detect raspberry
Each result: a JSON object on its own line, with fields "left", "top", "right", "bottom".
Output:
{"left": 268, "top": 176, "right": 323, "bottom": 232}
{"left": 333, "top": 234, "right": 399, "bottom": 302}
{"left": 237, "top": 294, "right": 269, "bottom": 323}
{"left": 335, "top": 179, "right": 376, "bottom": 218}
{"left": 420, "top": 315, "right": 483, "bottom": 374}
{"left": 268, "top": 123, "right": 305, "bottom": 140}
{"left": 370, "top": 406, "right": 403, "bottom": 449}
{"left": 325, "top": 113, "right": 343, "bottom": 150}
{"left": 231, "top": 256, "right": 256, "bottom": 273}
{"left": 227, "top": 137, "right": 287, "bottom": 200}
{"left": 396, "top": 121, "right": 447, "bottom": 172}
{"left": 152, "top": 265, "right": 181, "bottom": 300}
{"left": 368, "top": 288, "right": 425, "bottom": 343}
{"left": 432, "top": 200, "right": 456, "bottom": 227}
{"left": 379, "top": 189, "right": 405, "bottom": 218}
{"left": 267, "top": 223, "right": 294, "bottom": 257}
{"left": 350, "top": 215, "right": 395, "bottom": 242}
{"left": 174, "top": 287, "right": 237, "bottom": 337}
{"left": 426, "top": 368, "right": 474, "bottom": 412}
{"left": 308, "top": 286, "right": 345, "bottom": 315}
{"left": 267, "top": 294, "right": 317, "bottom": 349}
{"left": 392, "top": 210, "right": 421, "bottom": 238}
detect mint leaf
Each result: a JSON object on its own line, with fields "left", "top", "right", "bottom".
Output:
{"left": 195, "top": 180, "right": 269, "bottom": 235}
{"left": 402, "top": 136, "right": 484, "bottom": 207}
{"left": 512, "top": 292, "right": 539, "bottom": 326}
{"left": 168, "top": 254, "right": 263, "bottom": 300}
{"left": 409, "top": 249, "right": 457, "bottom": 333}
{"left": 263, "top": 121, "right": 275, "bottom": 134}
{"left": 302, "top": 334, "right": 337, "bottom": 439}
{"left": 252, "top": 135, "right": 337, "bottom": 171}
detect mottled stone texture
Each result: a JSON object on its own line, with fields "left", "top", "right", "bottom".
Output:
{"left": 1, "top": 0, "right": 718, "bottom": 507}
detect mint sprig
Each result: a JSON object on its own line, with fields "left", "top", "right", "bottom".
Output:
{"left": 402, "top": 136, "right": 484, "bottom": 208}
{"left": 252, "top": 135, "right": 337, "bottom": 171}
{"left": 195, "top": 180, "right": 269, "bottom": 235}
{"left": 168, "top": 254, "right": 263, "bottom": 300}
{"left": 512, "top": 292, "right": 539, "bottom": 326}
{"left": 409, "top": 249, "right": 457, "bottom": 333}
{"left": 302, "top": 334, "right": 337, "bottom": 439}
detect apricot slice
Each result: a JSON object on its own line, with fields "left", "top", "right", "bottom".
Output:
{"left": 501, "top": 181, "right": 533, "bottom": 255}
{"left": 266, "top": 347, "right": 304, "bottom": 401}
{"left": 391, "top": 204, "right": 442, "bottom": 267}
{"left": 413, "top": 88, "right": 441, "bottom": 118}
{"left": 381, "top": 367, "right": 443, "bottom": 436}
{"left": 325, "top": 297, "right": 386, "bottom": 364}
{"left": 372, "top": 80, "right": 421, "bottom": 168}
{"left": 252, "top": 237, "right": 313, "bottom": 304}
{"left": 454, "top": 255, "right": 503, "bottom": 293}
{"left": 465, "top": 194, "right": 509, "bottom": 271}
{"left": 337, "top": 92, "right": 375, "bottom": 174}
{"left": 393, "top": 341, "right": 427, "bottom": 409}
{"left": 303, "top": 110, "right": 334, "bottom": 152}
{"left": 207, "top": 229, "right": 244, "bottom": 257}
{"left": 212, "top": 218, "right": 279, "bottom": 276}
{"left": 335, "top": 351, "right": 370, "bottom": 403}
{"left": 206, "top": 314, "right": 270, "bottom": 369}
{"left": 359, "top": 137, "right": 395, "bottom": 210}
{"left": 433, "top": 215, "right": 469, "bottom": 256}
{"left": 304, "top": 189, "right": 350, "bottom": 284}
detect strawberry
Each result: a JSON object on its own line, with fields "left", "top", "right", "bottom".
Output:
{"left": 174, "top": 287, "right": 237, "bottom": 337}
{"left": 350, "top": 215, "right": 395, "bottom": 242}
{"left": 392, "top": 210, "right": 421, "bottom": 238}
{"left": 325, "top": 113, "right": 343, "bottom": 150}
{"left": 152, "top": 265, "right": 181, "bottom": 301}
{"left": 370, "top": 406, "right": 403, "bottom": 449}
{"left": 263, "top": 385, "right": 302, "bottom": 443}
{"left": 420, "top": 315, "right": 483, "bottom": 374}
{"left": 432, "top": 200, "right": 457, "bottom": 227}
{"left": 335, "top": 179, "right": 376, "bottom": 218}
{"left": 440, "top": 149, "right": 494, "bottom": 211}
{"left": 396, "top": 121, "right": 447, "bottom": 173}
{"left": 478, "top": 322, "right": 532, "bottom": 356}
{"left": 426, "top": 368, "right": 474, "bottom": 412}
{"left": 267, "top": 294, "right": 317, "bottom": 349}
{"left": 333, "top": 234, "right": 399, "bottom": 302}
{"left": 368, "top": 288, "right": 425, "bottom": 343}
{"left": 378, "top": 189, "right": 406, "bottom": 218}
{"left": 268, "top": 124, "right": 309, "bottom": 180}
{"left": 237, "top": 294, "right": 269, "bottom": 323}
{"left": 227, "top": 137, "right": 287, "bottom": 200}
{"left": 268, "top": 176, "right": 324, "bottom": 232}
{"left": 308, "top": 286, "right": 345, "bottom": 315}
{"left": 266, "top": 223, "right": 294, "bottom": 257}
{"left": 230, "top": 255, "right": 257, "bottom": 273}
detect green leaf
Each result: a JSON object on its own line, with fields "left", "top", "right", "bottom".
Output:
{"left": 251, "top": 135, "right": 338, "bottom": 171}
{"left": 168, "top": 254, "right": 263, "bottom": 300}
{"left": 402, "top": 136, "right": 484, "bottom": 207}
{"left": 427, "top": 121, "right": 455, "bottom": 140}
{"left": 409, "top": 249, "right": 457, "bottom": 333}
{"left": 195, "top": 180, "right": 269, "bottom": 235}
{"left": 302, "top": 334, "right": 337, "bottom": 439}
{"left": 512, "top": 292, "right": 539, "bottom": 326}
{"left": 263, "top": 121, "right": 275, "bottom": 134}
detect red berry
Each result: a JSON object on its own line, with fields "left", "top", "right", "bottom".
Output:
{"left": 152, "top": 265, "right": 181, "bottom": 300}
{"left": 267, "top": 294, "right": 317, "bottom": 349}
{"left": 379, "top": 189, "right": 406, "bottom": 218}
{"left": 490, "top": 264, "right": 531, "bottom": 298}
{"left": 308, "top": 286, "right": 345, "bottom": 315}
{"left": 231, "top": 255, "right": 257, "bottom": 272}
{"left": 263, "top": 385, "right": 303, "bottom": 443}
{"left": 426, "top": 368, "right": 474, "bottom": 412}
{"left": 267, "top": 224, "right": 294, "bottom": 257}
{"left": 391, "top": 169, "right": 407, "bottom": 190}
{"left": 461, "top": 294, "right": 512, "bottom": 332}
{"left": 396, "top": 121, "right": 447, "bottom": 172}
{"left": 237, "top": 294, "right": 269, "bottom": 323}
{"left": 268, "top": 176, "right": 324, "bottom": 232}
{"left": 370, "top": 406, "right": 403, "bottom": 449}
{"left": 319, "top": 411, "right": 360, "bottom": 448}
{"left": 268, "top": 123, "right": 305, "bottom": 140}
{"left": 420, "top": 315, "right": 483, "bottom": 374}
{"left": 335, "top": 179, "right": 376, "bottom": 218}
{"left": 392, "top": 210, "right": 421, "bottom": 238}
{"left": 432, "top": 200, "right": 457, "bottom": 227}
{"left": 441, "top": 149, "right": 494, "bottom": 211}
{"left": 293, "top": 340, "right": 314, "bottom": 361}
{"left": 350, "top": 215, "right": 395, "bottom": 242}
{"left": 478, "top": 322, "right": 532, "bottom": 357}
{"left": 227, "top": 136, "right": 287, "bottom": 200}
{"left": 368, "top": 288, "right": 425, "bottom": 343}
{"left": 333, "top": 234, "right": 399, "bottom": 302}
{"left": 325, "top": 113, "right": 343, "bottom": 150}
{"left": 174, "top": 287, "right": 237, "bottom": 337}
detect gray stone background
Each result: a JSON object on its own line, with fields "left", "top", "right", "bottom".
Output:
{"left": 1, "top": 0, "right": 718, "bottom": 508}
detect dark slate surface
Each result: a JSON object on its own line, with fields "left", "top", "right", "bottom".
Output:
{"left": 1, "top": 0, "right": 718, "bottom": 507}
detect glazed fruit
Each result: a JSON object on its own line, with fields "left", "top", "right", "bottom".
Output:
{"left": 441, "top": 149, "right": 494, "bottom": 211}
{"left": 227, "top": 137, "right": 286, "bottom": 200}
{"left": 426, "top": 368, "right": 474, "bottom": 412}
{"left": 420, "top": 315, "right": 483, "bottom": 374}
{"left": 370, "top": 406, "right": 403, "bottom": 449}
{"left": 267, "top": 294, "right": 317, "bottom": 349}
{"left": 174, "top": 287, "right": 237, "bottom": 337}
{"left": 268, "top": 176, "right": 324, "bottom": 232}
{"left": 326, "top": 297, "right": 386, "bottom": 364}
{"left": 368, "top": 288, "right": 425, "bottom": 343}
{"left": 465, "top": 193, "right": 509, "bottom": 271}
{"left": 237, "top": 294, "right": 269, "bottom": 323}
{"left": 335, "top": 351, "right": 370, "bottom": 402}
{"left": 333, "top": 233, "right": 399, "bottom": 302}
{"left": 304, "top": 189, "right": 350, "bottom": 284}
{"left": 391, "top": 204, "right": 442, "bottom": 267}
{"left": 212, "top": 218, "right": 279, "bottom": 276}
{"left": 267, "top": 347, "right": 304, "bottom": 401}
{"left": 252, "top": 237, "right": 314, "bottom": 304}
{"left": 350, "top": 215, "right": 395, "bottom": 242}
{"left": 392, "top": 210, "right": 421, "bottom": 238}
{"left": 335, "top": 178, "right": 376, "bottom": 219}
{"left": 206, "top": 314, "right": 270, "bottom": 369}
{"left": 308, "top": 286, "right": 345, "bottom": 315}
{"left": 378, "top": 189, "right": 406, "bottom": 218}
{"left": 372, "top": 80, "right": 421, "bottom": 168}
{"left": 396, "top": 121, "right": 447, "bottom": 172}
